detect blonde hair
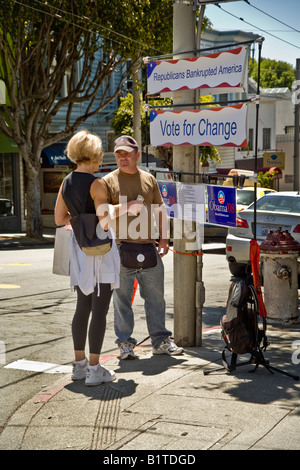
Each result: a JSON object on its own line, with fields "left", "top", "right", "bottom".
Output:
{"left": 66, "top": 130, "right": 104, "bottom": 164}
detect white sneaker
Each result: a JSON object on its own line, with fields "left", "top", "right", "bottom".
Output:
{"left": 119, "top": 342, "right": 137, "bottom": 360}
{"left": 85, "top": 364, "right": 116, "bottom": 386}
{"left": 152, "top": 338, "right": 184, "bottom": 356}
{"left": 71, "top": 358, "right": 88, "bottom": 380}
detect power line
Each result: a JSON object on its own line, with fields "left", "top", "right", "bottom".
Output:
{"left": 243, "top": 0, "right": 300, "bottom": 34}
{"left": 214, "top": 3, "right": 300, "bottom": 51}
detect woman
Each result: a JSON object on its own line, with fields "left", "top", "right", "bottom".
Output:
{"left": 55, "top": 130, "right": 120, "bottom": 386}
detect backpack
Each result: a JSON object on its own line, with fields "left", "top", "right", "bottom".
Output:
{"left": 220, "top": 279, "right": 256, "bottom": 356}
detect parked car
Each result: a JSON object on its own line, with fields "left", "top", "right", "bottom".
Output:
{"left": 204, "top": 186, "right": 276, "bottom": 240}
{"left": 236, "top": 187, "right": 277, "bottom": 212}
{"left": 226, "top": 191, "right": 300, "bottom": 279}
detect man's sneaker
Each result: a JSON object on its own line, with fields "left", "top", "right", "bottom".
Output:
{"left": 152, "top": 338, "right": 184, "bottom": 356}
{"left": 119, "top": 342, "right": 137, "bottom": 360}
{"left": 85, "top": 364, "right": 116, "bottom": 386}
{"left": 71, "top": 358, "right": 88, "bottom": 380}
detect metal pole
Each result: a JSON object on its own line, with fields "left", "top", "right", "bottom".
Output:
{"left": 253, "top": 38, "right": 264, "bottom": 240}
{"left": 293, "top": 58, "right": 300, "bottom": 191}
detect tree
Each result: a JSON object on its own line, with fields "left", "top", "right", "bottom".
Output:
{"left": 0, "top": 0, "right": 174, "bottom": 238}
{"left": 257, "top": 169, "right": 279, "bottom": 189}
{"left": 249, "top": 57, "right": 295, "bottom": 89}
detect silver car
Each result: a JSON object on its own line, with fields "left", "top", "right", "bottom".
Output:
{"left": 226, "top": 191, "right": 300, "bottom": 278}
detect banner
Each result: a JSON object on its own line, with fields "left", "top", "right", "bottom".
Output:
{"left": 150, "top": 103, "right": 247, "bottom": 148}
{"left": 147, "top": 47, "right": 248, "bottom": 95}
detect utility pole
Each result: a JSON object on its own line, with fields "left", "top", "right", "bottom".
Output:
{"left": 133, "top": 60, "right": 142, "bottom": 165}
{"left": 294, "top": 58, "right": 300, "bottom": 191}
{"left": 194, "top": 4, "right": 206, "bottom": 347}
{"left": 173, "top": 1, "right": 197, "bottom": 347}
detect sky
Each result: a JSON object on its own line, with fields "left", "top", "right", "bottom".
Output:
{"left": 204, "top": 0, "right": 300, "bottom": 67}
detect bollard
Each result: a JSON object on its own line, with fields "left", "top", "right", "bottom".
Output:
{"left": 260, "top": 229, "right": 300, "bottom": 323}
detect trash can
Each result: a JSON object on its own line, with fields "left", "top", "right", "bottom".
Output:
{"left": 260, "top": 228, "right": 300, "bottom": 323}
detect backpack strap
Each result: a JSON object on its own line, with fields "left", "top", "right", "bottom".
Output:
{"left": 222, "top": 349, "right": 237, "bottom": 372}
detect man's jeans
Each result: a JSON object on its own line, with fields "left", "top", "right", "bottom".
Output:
{"left": 113, "top": 251, "right": 172, "bottom": 349}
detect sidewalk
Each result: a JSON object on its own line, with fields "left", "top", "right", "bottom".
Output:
{"left": 1, "top": 324, "right": 300, "bottom": 451}
{"left": 0, "top": 229, "right": 55, "bottom": 249}
{"left": 1, "top": 232, "right": 300, "bottom": 451}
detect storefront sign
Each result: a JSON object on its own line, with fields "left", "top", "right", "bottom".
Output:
{"left": 263, "top": 151, "right": 285, "bottom": 170}
{"left": 150, "top": 103, "right": 247, "bottom": 148}
{"left": 147, "top": 47, "right": 248, "bottom": 95}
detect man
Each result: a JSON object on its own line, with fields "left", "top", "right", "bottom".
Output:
{"left": 103, "top": 135, "right": 183, "bottom": 359}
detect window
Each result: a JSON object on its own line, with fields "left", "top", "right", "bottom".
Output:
{"left": 285, "top": 125, "right": 294, "bottom": 134}
{"left": 0, "top": 154, "right": 15, "bottom": 216}
{"left": 248, "top": 128, "right": 253, "bottom": 151}
{"left": 263, "top": 128, "right": 271, "bottom": 150}
{"left": 219, "top": 93, "right": 228, "bottom": 103}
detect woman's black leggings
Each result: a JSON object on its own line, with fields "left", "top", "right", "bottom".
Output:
{"left": 72, "top": 284, "right": 112, "bottom": 355}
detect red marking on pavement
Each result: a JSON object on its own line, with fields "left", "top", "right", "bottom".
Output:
{"left": 31, "top": 327, "right": 220, "bottom": 403}
{"left": 33, "top": 379, "right": 71, "bottom": 404}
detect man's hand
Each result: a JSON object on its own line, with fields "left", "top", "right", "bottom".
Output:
{"left": 157, "top": 238, "right": 169, "bottom": 257}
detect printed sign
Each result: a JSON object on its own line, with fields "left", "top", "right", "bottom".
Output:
{"left": 158, "top": 181, "right": 178, "bottom": 218}
{"left": 177, "top": 183, "right": 205, "bottom": 223}
{"left": 150, "top": 103, "right": 247, "bottom": 148}
{"left": 207, "top": 185, "right": 236, "bottom": 227}
{"left": 147, "top": 47, "right": 248, "bottom": 95}
{"left": 158, "top": 181, "right": 205, "bottom": 223}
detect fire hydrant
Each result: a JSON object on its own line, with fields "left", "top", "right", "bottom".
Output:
{"left": 260, "top": 228, "right": 300, "bottom": 323}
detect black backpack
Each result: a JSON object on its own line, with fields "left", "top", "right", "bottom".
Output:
{"left": 205, "top": 277, "right": 298, "bottom": 380}
{"left": 220, "top": 279, "right": 256, "bottom": 356}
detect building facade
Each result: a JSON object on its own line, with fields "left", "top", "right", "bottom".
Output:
{"left": 0, "top": 53, "right": 124, "bottom": 232}
{"left": 201, "top": 29, "right": 299, "bottom": 191}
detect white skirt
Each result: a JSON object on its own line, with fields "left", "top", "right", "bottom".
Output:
{"left": 69, "top": 231, "right": 120, "bottom": 296}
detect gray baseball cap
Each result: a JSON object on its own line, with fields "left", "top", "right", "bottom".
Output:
{"left": 114, "top": 135, "right": 139, "bottom": 153}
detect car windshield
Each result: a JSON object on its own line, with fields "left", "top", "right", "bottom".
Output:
{"left": 249, "top": 195, "right": 300, "bottom": 213}
{"left": 236, "top": 190, "right": 255, "bottom": 206}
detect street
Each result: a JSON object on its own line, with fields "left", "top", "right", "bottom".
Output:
{"left": 0, "top": 243, "right": 231, "bottom": 439}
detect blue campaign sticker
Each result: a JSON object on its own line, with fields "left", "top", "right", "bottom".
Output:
{"left": 158, "top": 181, "right": 177, "bottom": 218}
{"left": 207, "top": 185, "right": 236, "bottom": 227}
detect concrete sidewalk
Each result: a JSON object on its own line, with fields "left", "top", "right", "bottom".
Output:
{"left": 1, "top": 322, "right": 299, "bottom": 451}
{"left": 0, "top": 230, "right": 55, "bottom": 249}
{"left": 1, "top": 231, "right": 300, "bottom": 451}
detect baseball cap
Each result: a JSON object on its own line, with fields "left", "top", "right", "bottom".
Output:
{"left": 114, "top": 135, "right": 139, "bottom": 153}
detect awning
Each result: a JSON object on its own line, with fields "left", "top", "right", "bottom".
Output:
{"left": 41, "top": 143, "right": 72, "bottom": 165}
{"left": 268, "top": 166, "right": 282, "bottom": 179}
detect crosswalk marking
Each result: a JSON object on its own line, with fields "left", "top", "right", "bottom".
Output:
{"left": 4, "top": 359, "right": 72, "bottom": 374}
